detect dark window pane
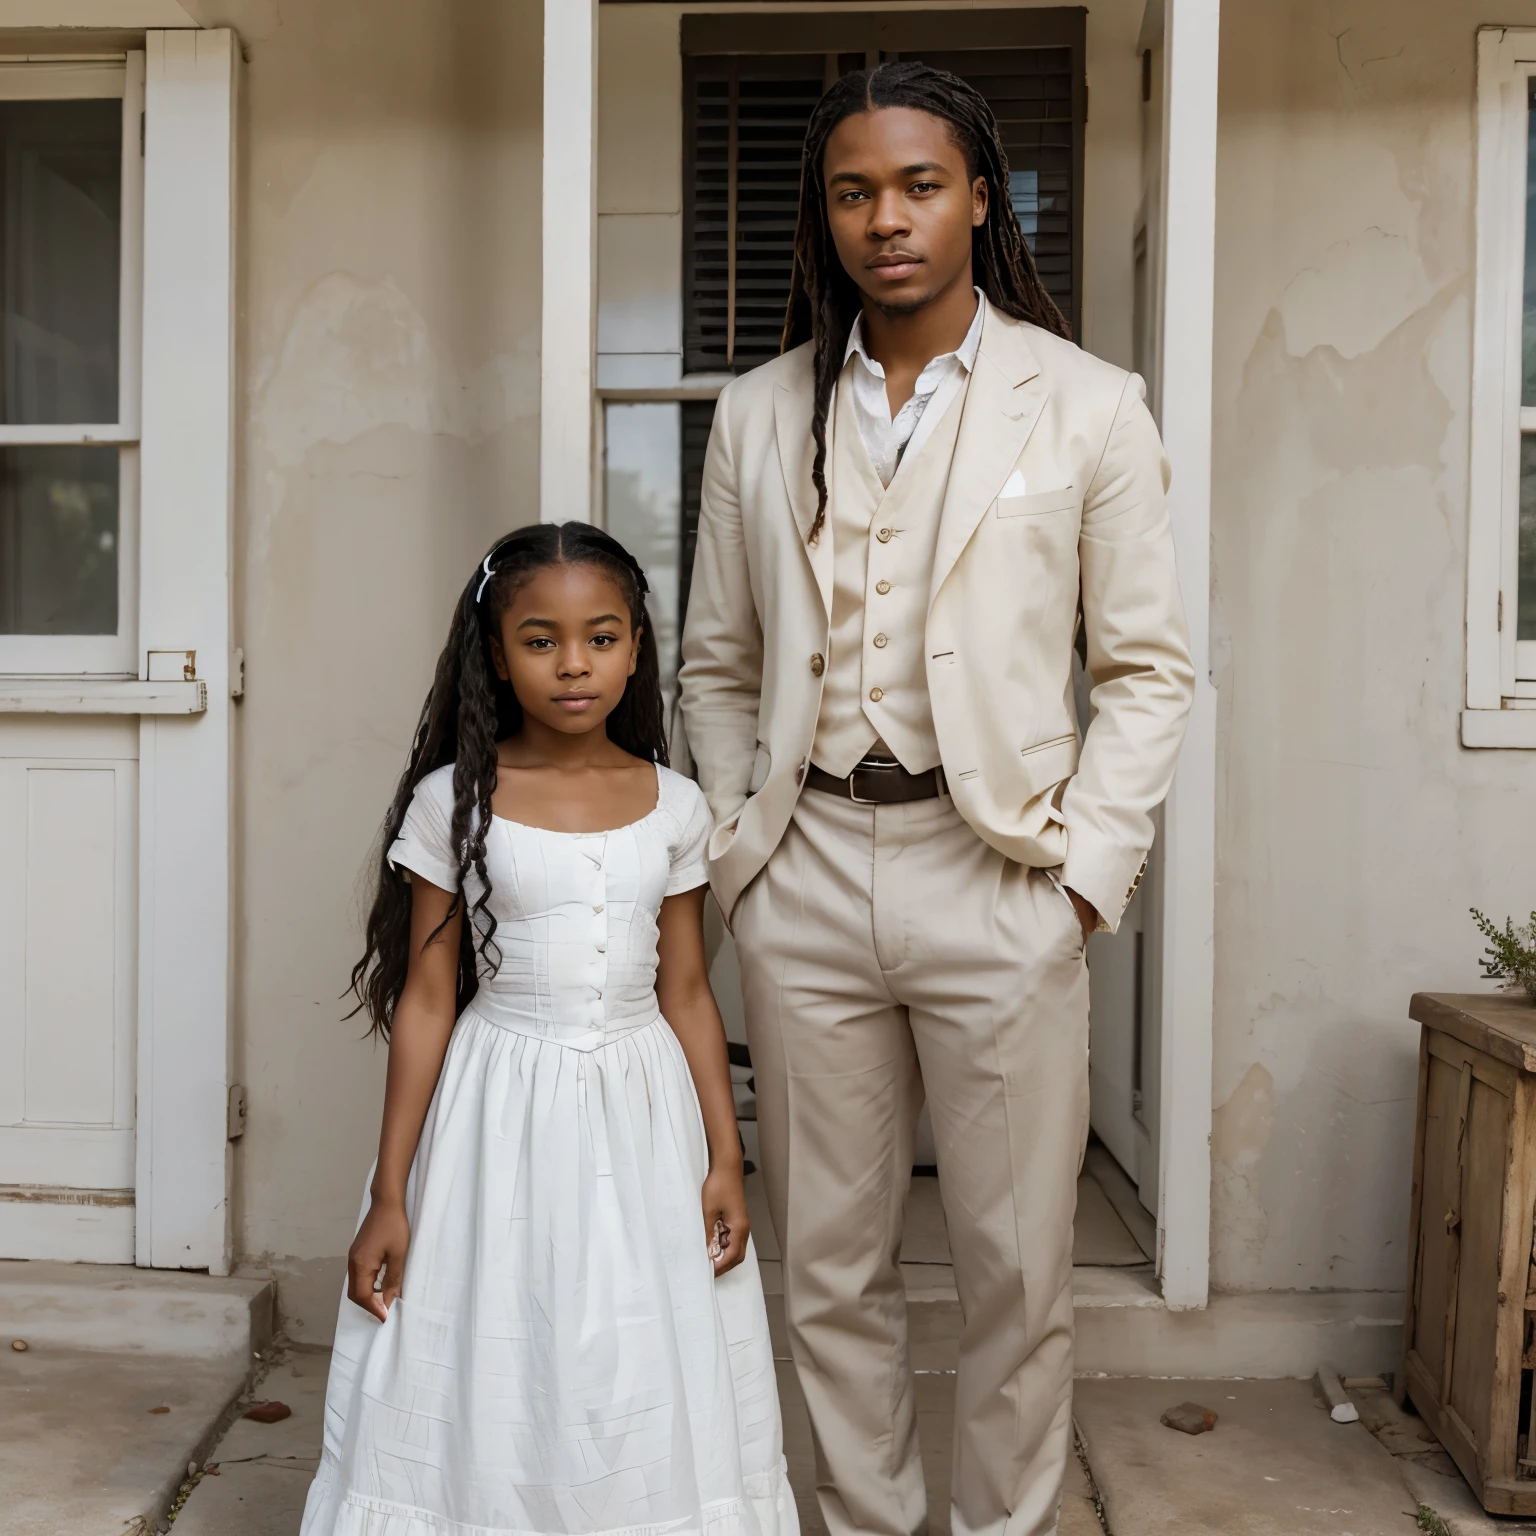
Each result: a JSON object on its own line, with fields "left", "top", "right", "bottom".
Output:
{"left": 679, "top": 400, "right": 717, "bottom": 662}
{"left": 0, "top": 99, "right": 121, "bottom": 424}
{"left": 1520, "top": 434, "right": 1536, "bottom": 640}
{"left": 0, "top": 444, "right": 118, "bottom": 634}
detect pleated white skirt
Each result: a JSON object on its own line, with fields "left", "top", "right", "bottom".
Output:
{"left": 299, "top": 1006, "right": 797, "bottom": 1536}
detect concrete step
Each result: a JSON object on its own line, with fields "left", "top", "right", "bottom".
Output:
{"left": 0, "top": 1259, "right": 274, "bottom": 1362}
{"left": 0, "top": 1260, "right": 275, "bottom": 1535}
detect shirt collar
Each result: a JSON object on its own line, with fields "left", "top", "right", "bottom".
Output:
{"left": 843, "top": 287, "right": 987, "bottom": 379}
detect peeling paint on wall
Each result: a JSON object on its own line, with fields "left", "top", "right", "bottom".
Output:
{"left": 255, "top": 273, "right": 535, "bottom": 467}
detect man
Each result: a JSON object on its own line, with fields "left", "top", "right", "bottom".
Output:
{"left": 679, "top": 62, "right": 1194, "bottom": 1536}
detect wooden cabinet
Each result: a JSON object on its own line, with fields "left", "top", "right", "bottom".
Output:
{"left": 1401, "top": 993, "right": 1536, "bottom": 1515}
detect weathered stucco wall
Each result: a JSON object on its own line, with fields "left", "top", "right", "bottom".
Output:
{"left": 191, "top": 0, "right": 543, "bottom": 1334}
{"left": 1211, "top": 0, "right": 1536, "bottom": 1293}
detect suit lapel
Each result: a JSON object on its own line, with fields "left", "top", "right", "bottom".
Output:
{"left": 929, "top": 304, "right": 1048, "bottom": 610}
{"left": 774, "top": 374, "right": 834, "bottom": 619}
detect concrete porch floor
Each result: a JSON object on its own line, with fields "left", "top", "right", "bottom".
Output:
{"left": 161, "top": 1321, "right": 1510, "bottom": 1536}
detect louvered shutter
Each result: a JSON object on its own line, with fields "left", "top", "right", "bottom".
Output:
{"left": 683, "top": 56, "right": 825, "bottom": 375}
{"left": 890, "top": 44, "right": 1079, "bottom": 329}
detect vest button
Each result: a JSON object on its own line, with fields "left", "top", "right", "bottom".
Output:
{"left": 869, "top": 686, "right": 884, "bottom": 702}
{"left": 876, "top": 527, "right": 893, "bottom": 543}
{"left": 810, "top": 652, "right": 825, "bottom": 676}
{"left": 873, "top": 633, "right": 888, "bottom": 648}
{"left": 875, "top": 580, "right": 891, "bottom": 594}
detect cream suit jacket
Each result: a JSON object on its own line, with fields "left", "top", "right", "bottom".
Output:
{"left": 678, "top": 301, "right": 1196, "bottom": 931}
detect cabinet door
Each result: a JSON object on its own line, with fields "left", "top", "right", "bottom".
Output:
{"left": 1406, "top": 1032, "right": 1527, "bottom": 1489}
{"left": 0, "top": 718, "right": 136, "bottom": 1261}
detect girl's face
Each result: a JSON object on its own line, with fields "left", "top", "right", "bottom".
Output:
{"left": 489, "top": 562, "right": 640, "bottom": 739}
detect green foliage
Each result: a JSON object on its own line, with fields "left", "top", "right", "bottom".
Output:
{"left": 1470, "top": 908, "right": 1536, "bottom": 1003}
{"left": 1415, "top": 1505, "right": 1450, "bottom": 1536}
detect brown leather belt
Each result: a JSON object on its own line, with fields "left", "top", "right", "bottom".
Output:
{"left": 804, "top": 757, "right": 947, "bottom": 805}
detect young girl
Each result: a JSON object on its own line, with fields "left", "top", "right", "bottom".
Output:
{"left": 300, "top": 523, "right": 797, "bottom": 1536}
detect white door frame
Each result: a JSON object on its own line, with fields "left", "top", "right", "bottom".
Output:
{"left": 1151, "top": 0, "right": 1218, "bottom": 1310}
{"left": 541, "top": 0, "right": 598, "bottom": 523}
{"left": 135, "top": 27, "right": 237, "bottom": 1272}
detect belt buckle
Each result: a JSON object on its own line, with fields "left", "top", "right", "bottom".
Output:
{"left": 848, "top": 758, "right": 895, "bottom": 805}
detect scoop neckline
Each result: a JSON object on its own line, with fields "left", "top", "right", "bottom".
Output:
{"left": 487, "top": 761, "right": 664, "bottom": 837}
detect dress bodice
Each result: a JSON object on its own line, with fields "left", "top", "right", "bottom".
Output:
{"left": 387, "top": 762, "right": 712, "bottom": 1050}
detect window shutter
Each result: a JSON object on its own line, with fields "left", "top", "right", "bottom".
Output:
{"left": 894, "top": 45, "right": 1079, "bottom": 329}
{"left": 684, "top": 56, "right": 824, "bottom": 375}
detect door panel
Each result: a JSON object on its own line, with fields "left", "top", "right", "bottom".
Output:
{"left": 0, "top": 717, "right": 136, "bottom": 1260}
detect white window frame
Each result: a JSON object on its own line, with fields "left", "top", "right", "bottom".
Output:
{"left": 0, "top": 55, "right": 144, "bottom": 679}
{"left": 1466, "top": 28, "right": 1536, "bottom": 746}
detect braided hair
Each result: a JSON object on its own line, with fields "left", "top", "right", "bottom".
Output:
{"left": 782, "top": 61, "right": 1071, "bottom": 543}
{"left": 350, "top": 521, "right": 668, "bottom": 1039}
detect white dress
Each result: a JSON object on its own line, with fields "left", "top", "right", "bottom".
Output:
{"left": 300, "top": 763, "right": 797, "bottom": 1536}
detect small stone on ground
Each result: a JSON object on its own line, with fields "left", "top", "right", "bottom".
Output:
{"left": 1161, "top": 1401, "right": 1218, "bottom": 1435}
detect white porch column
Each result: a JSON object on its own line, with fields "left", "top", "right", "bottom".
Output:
{"left": 1156, "top": 0, "right": 1219, "bottom": 1310}
{"left": 541, "top": 0, "right": 598, "bottom": 522}
{"left": 136, "top": 29, "right": 237, "bottom": 1271}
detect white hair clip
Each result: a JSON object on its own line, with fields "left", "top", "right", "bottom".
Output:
{"left": 474, "top": 552, "right": 497, "bottom": 604}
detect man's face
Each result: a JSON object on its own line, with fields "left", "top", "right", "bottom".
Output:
{"left": 821, "top": 105, "right": 987, "bottom": 317}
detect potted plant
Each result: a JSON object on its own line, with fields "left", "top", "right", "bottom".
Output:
{"left": 1470, "top": 908, "right": 1536, "bottom": 1003}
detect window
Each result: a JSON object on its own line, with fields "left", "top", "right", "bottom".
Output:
{"left": 0, "top": 59, "right": 142, "bottom": 678}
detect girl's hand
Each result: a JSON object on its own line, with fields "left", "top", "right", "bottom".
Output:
{"left": 347, "top": 1198, "right": 410, "bottom": 1322}
{"left": 702, "top": 1164, "right": 750, "bottom": 1276}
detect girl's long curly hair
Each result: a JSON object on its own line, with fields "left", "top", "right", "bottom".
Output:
{"left": 350, "top": 521, "right": 668, "bottom": 1039}
{"left": 782, "top": 61, "right": 1072, "bottom": 543}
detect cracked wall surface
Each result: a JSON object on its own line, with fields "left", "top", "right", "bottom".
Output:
{"left": 186, "top": 0, "right": 542, "bottom": 1325}
{"left": 1211, "top": 0, "right": 1536, "bottom": 1293}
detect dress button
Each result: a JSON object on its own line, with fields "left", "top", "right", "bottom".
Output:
{"left": 876, "top": 527, "right": 893, "bottom": 543}
{"left": 873, "top": 633, "right": 888, "bottom": 648}
{"left": 876, "top": 580, "right": 891, "bottom": 594}
{"left": 869, "top": 687, "right": 884, "bottom": 702}
{"left": 810, "top": 652, "right": 825, "bottom": 676}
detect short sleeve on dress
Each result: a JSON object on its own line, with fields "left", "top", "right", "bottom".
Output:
{"left": 664, "top": 773, "right": 713, "bottom": 897}
{"left": 387, "top": 767, "right": 460, "bottom": 892}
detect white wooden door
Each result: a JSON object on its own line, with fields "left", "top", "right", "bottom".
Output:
{"left": 0, "top": 718, "right": 137, "bottom": 1261}
{"left": 0, "top": 56, "right": 145, "bottom": 1262}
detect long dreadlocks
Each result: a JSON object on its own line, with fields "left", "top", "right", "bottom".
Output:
{"left": 781, "top": 61, "right": 1070, "bottom": 543}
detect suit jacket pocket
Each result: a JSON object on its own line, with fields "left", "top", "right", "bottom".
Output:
{"left": 996, "top": 487, "right": 1077, "bottom": 519}
{"left": 1019, "top": 732, "right": 1080, "bottom": 795}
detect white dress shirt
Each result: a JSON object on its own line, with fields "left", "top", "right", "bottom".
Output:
{"left": 842, "top": 288, "right": 985, "bottom": 487}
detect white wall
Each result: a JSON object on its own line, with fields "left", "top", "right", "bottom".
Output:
{"left": 1209, "top": 0, "right": 1536, "bottom": 1294}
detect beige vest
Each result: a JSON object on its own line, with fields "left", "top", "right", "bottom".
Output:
{"left": 810, "top": 367, "right": 968, "bottom": 778}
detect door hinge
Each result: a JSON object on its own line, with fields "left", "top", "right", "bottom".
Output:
{"left": 231, "top": 647, "right": 245, "bottom": 700}
{"left": 1499, "top": 590, "right": 1505, "bottom": 631}
{"left": 139, "top": 108, "right": 145, "bottom": 157}
{"left": 227, "top": 1084, "right": 247, "bottom": 1140}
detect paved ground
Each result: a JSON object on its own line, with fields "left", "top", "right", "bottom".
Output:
{"left": 1075, "top": 1377, "right": 1423, "bottom": 1536}
{"left": 69, "top": 1322, "right": 1514, "bottom": 1536}
{"left": 173, "top": 1347, "right": 327, "bottom": 1536}
{"left": 0, "top": 1341, "right": 248, "bottom": 1536}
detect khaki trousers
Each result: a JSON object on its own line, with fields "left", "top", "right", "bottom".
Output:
{"left": 733, "top": 787, "right": 1090, "bottom": 1536}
